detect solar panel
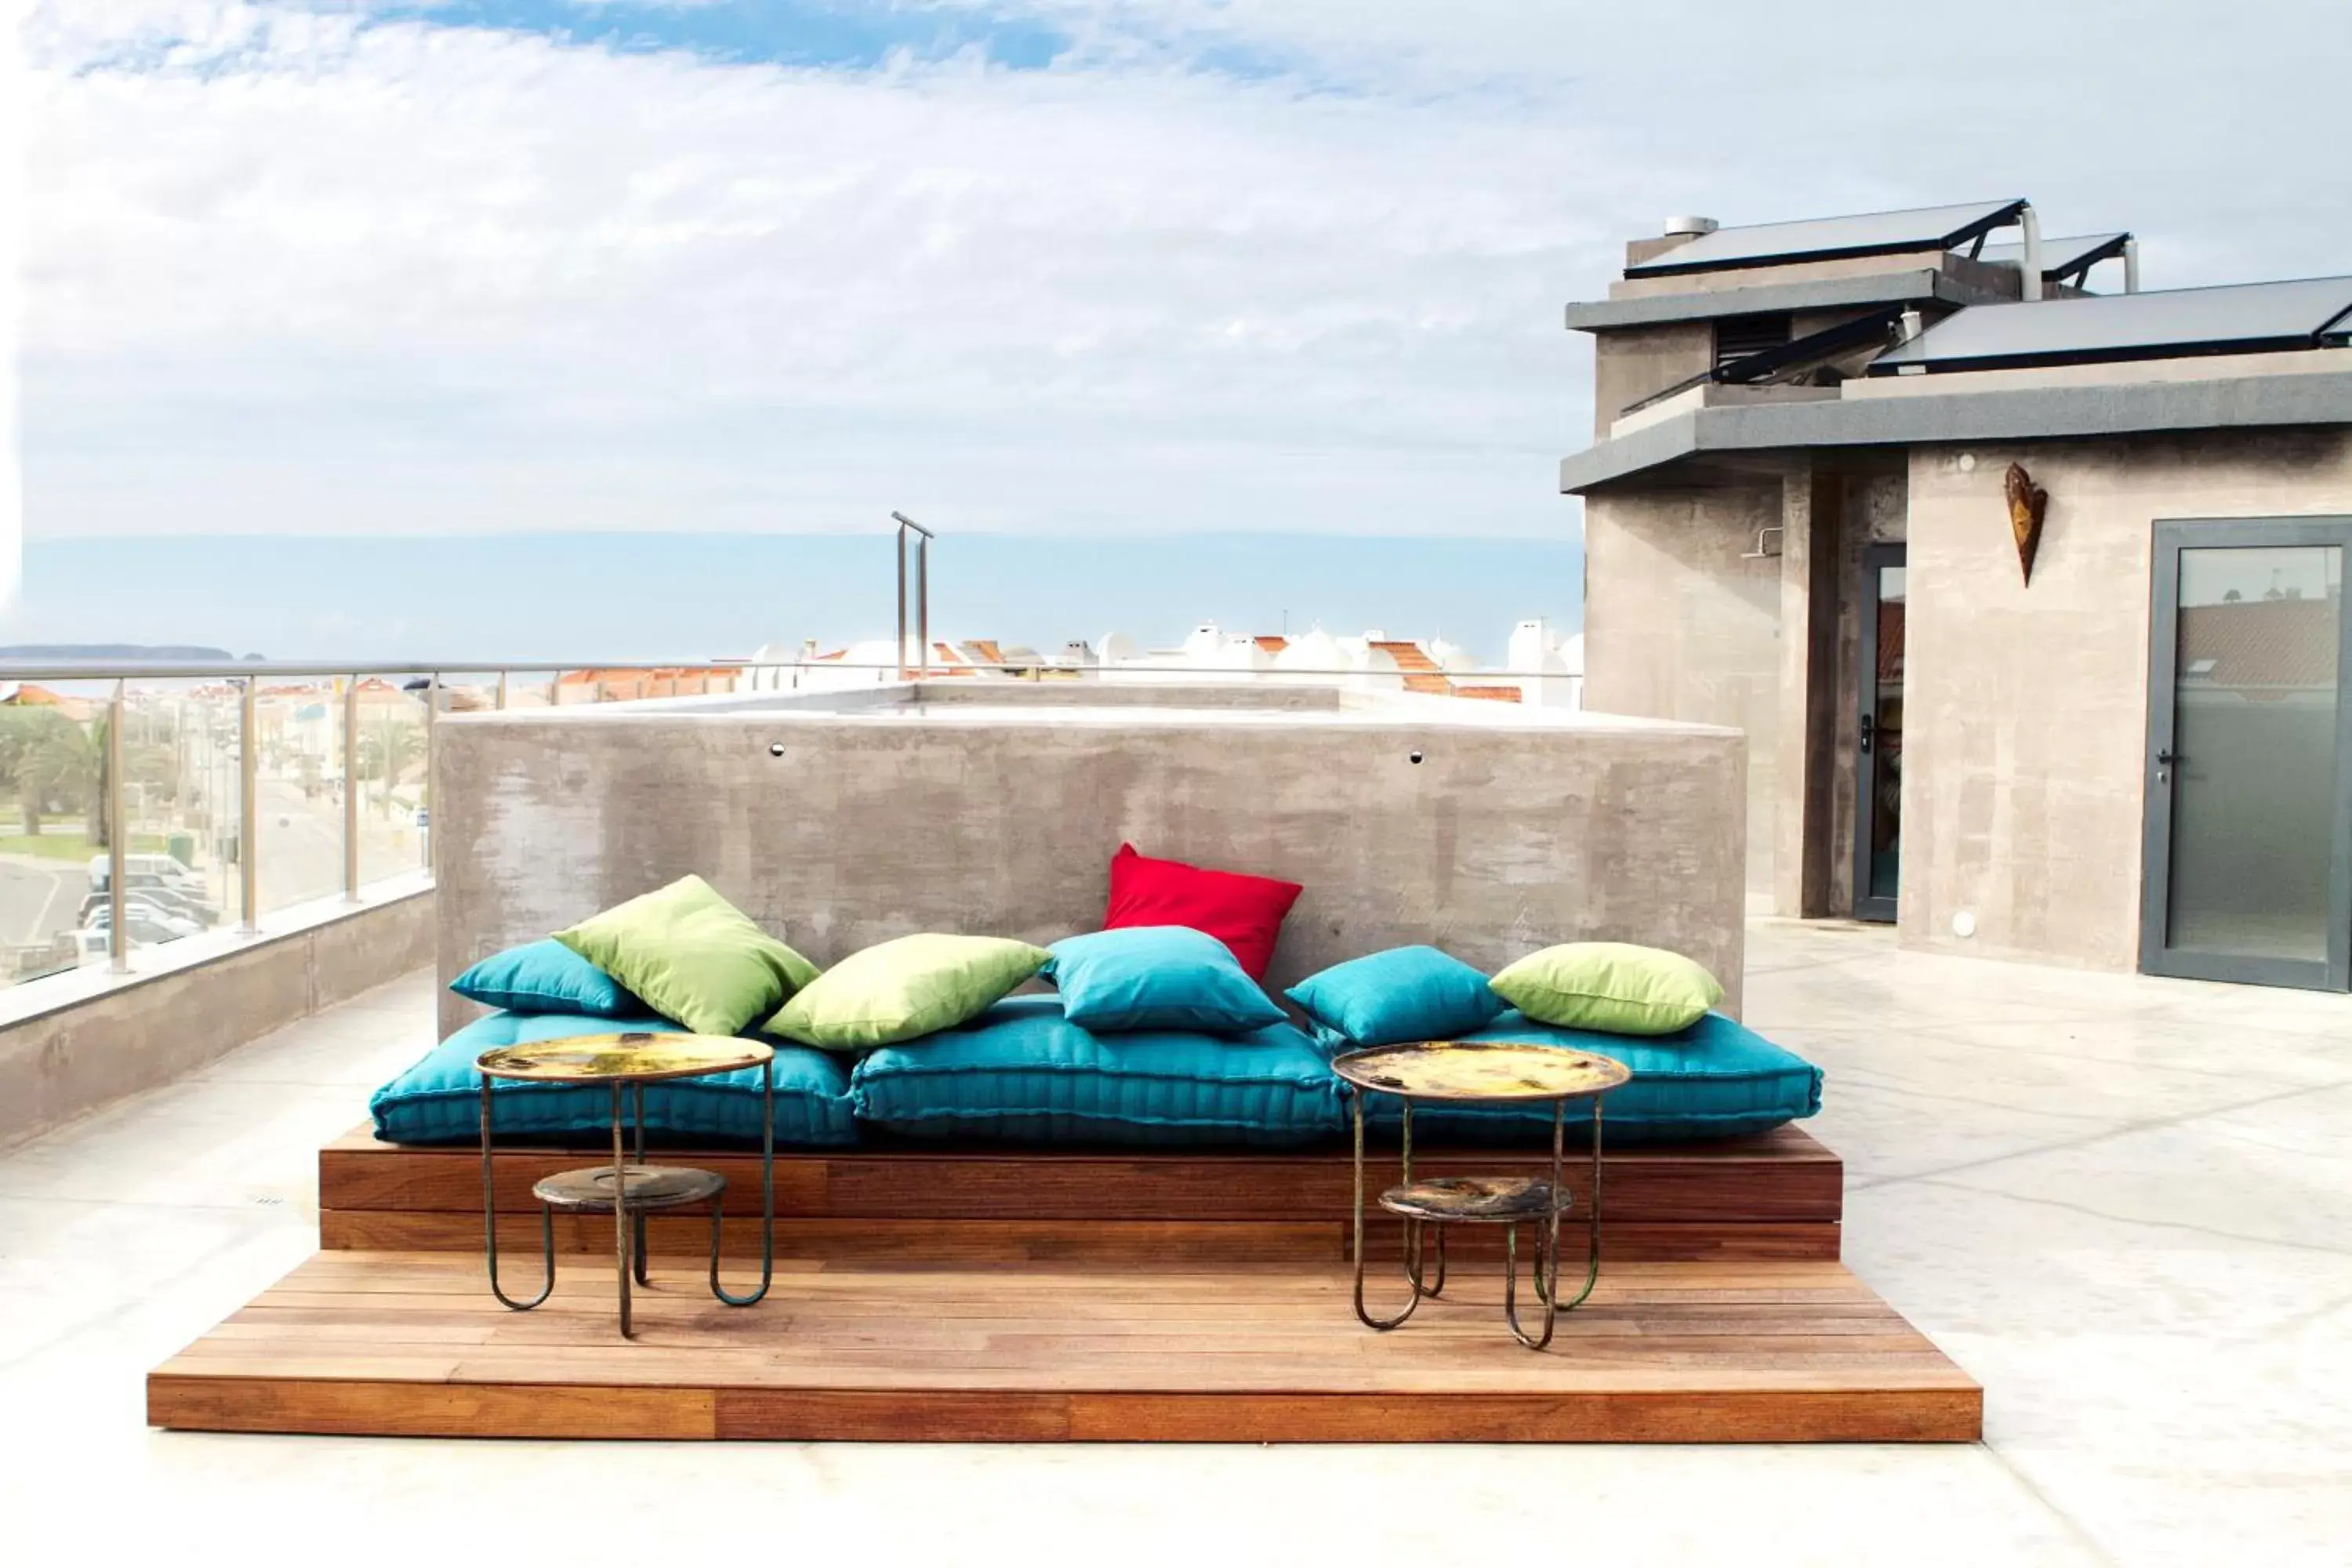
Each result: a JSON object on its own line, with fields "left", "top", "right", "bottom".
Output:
{"left": 1867, "top": 276, "right": 2352, "bottom": 375}
{"left": 1624, "top": 199, "right": 2027, "bottom": 278}
{"left": 1975, "top": 232, "right": 2131, "bottom": 282}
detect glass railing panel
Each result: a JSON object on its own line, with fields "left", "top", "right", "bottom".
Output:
{"left": 354, "top": 675, "right": 429, "bottom": 889}
{"left": 254, "top": 678, "right": 347, "bottom": 913}
{"left": 0, "top": 681, "right": 118, "bottom": 985}
{"left": 114, "top": 680, "right": 241, "bottom": 955}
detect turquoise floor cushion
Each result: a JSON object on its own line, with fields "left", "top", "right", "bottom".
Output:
{"left": 849, "top": 996, "right": 1345, "bottom": 1145}
{"left": 370, "top": 1010, "right": 858, "bottom": 1146}
{"left": 1356, "top": 1011, "right": 1823, "bottom": 1144}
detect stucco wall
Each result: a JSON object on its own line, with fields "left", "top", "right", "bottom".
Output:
{"left": 434, "top": 687, "right": 1749, "bottom": 1038}
{"left": 1583, "top": 484, "right": 1784, "bottom": 905}
{"left": 1901, "top": 428, "right": 2352, "bottom": 969}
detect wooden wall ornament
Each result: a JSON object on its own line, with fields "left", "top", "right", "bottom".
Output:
{"left": 2003, "top": 462, "right": 2048, "bottom": 586}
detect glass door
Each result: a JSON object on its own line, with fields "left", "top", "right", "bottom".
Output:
{"left": 2141, "top": 519, "right": 2352, "bottom": 990}
{"left": 1853, "top": 544, "right": 1905, "bottom": 922}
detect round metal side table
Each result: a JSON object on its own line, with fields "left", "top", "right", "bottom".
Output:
{"left": 475, "top": 1032, "right": 777, "bottom": 1338}
{"left": 1331, "top": 1041, "right": 1631, "bottom": 1351}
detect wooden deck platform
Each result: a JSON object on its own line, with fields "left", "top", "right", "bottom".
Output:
{"left": 147, "top": 1248, "right": 1980, "bottom": 1442}
{"left": 147, "top": 1123, "right": 1979, "bottom": 1442}
{"left": 315, "top": 1123, "right": 1848, "bottom": 1263}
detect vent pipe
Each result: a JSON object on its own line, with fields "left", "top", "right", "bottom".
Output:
{"left": 2122, "top": 237, "right": 2141, "bottom": 295}
{"left": 2017, "top": 205, "right": 2043, "bottom": 302}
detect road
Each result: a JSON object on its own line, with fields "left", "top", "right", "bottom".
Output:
{"left": 0, "top": 858, "right": 87, "bottom": 949}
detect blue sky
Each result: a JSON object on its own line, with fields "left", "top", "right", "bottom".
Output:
{"left": 14, "top": 1, "right": 2352, "bottom": 652}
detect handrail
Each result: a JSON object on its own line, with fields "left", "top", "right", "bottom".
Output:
{"left": 1, "top": 658, "right": 1581, "bottom": 682}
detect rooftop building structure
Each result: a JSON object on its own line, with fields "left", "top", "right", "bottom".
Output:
{"left": 1563, "top": 199, "right": 2352, "bottom": 991}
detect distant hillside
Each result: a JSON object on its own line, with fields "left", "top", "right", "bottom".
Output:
{"left": 0, "top": 644, "right": 251, "bottom": 662}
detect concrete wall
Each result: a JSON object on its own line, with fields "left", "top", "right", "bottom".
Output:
{"left": 1582, "top": 482, "right": 1785, "bottom": 905}
{"left": 1591, "top": 321, "right": 1711, "bottom": 437}
{"left": 433, "top": 687, "right": 1749, "bottom": 1037}
{"left": 0, "top": 887, "right": 435, "bottom": 1151}
{"left": 1901, "top": 428, "right": 2352, "bottom": 969}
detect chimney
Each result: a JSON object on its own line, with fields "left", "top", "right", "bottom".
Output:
{"left": 1628, "top": 215, "right": 1718, "bottom": 269}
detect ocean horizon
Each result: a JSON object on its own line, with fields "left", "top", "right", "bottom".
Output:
{"left": 8, "top": 532, "right": 1584, "bottom": 669}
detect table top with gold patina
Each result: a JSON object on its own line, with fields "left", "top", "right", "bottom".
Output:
{"left": 1330, "top": 1040, "right": 1632, "bottom": 1104}
{"left": 474, "top": 1031, "right": 773, "bottom": 1086}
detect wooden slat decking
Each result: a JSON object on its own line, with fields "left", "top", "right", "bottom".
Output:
{"left": 317, "top": 1123, "right": 1845, "bottom": 1262}
{"left": 148, "top": 1248, "right": 1980, "bottom": 1443}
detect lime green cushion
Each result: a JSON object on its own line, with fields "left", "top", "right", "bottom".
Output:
{"left": 768, "top": 934, "right": 1050, "bottom": 1049}
{"left": 554, "top": 876, "right": 819, "bottom": 1038}
{"left": 1488, "top": 942, "right": 1723, "bottom": 1036}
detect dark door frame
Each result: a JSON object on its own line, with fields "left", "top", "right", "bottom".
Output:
{"left": 1853, "top": 542, "right": 1904, "bottom": 924}
{"left": 2140, "top": 516, "right": 2352, "bottom": 991}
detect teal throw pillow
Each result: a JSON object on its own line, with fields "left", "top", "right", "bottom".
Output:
{"left": 452, "top": 938, "right": 644, "bottom": 1017}
{"left": 1285, "top": 944, "right": 1504, "bottom": 1048}
{"left": 1045, "top": 926, "right": 1288, "bottom": 1035}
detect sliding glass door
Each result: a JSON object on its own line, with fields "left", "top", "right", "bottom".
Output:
{"left": 2141, "top": 518, "right": 2352, "bottom": 989}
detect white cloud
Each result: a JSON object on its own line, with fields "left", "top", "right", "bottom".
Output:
{"left": 20, "top": 1, "right": 2352, "bottom": 539}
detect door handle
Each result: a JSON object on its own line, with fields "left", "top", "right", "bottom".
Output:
{"left": 1859, "top": 713, "right": 1875, "bottom": 755}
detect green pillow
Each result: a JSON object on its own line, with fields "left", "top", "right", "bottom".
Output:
{"left": 554, "top": 875, "right": 819, "bottom": 1038}
{"left": 768, "top": 934, "right": 1049, "bottom": 1049}
{"left": 1488, "top": 942, "right": 1723, "bottom": 1036}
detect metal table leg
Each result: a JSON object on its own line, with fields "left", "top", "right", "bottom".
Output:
{"left": 711, "top": 1058, "right": 775, "bottom": 1306}
{"left": 1504, "top": 1095, "right": 1606, "bottom": 1349}
{"left": 1353, "top": 1094, "right": 1432, "bottom": 1330}
{"left": 481, "top": 1076, "right": 553, "bottom": 1311}
{"left": 611, "top": 1082, "right": 633, "bottom": 1338}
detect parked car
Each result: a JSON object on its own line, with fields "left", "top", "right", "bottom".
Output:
{"left": 78, "top": 889, "right": 212, "bottom": 931}
{"left": 75, "top": 911, "right": 195, "bottom": 953}
{"left": 82, "top": 869, "right": 219, "bottom": 927}
{"left": 89, "top": 853, "right": 209, "bottom": 897}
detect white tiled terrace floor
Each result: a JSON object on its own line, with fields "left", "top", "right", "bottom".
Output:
{"left": 2, "top": 920, "right": 2349, "bottom": 1566}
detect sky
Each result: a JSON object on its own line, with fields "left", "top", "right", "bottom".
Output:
{"left": 7, "top": 1, "right": 2352, "bottom": 655}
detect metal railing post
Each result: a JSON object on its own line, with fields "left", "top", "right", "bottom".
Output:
{"left": 107, "top": 681, "right": 128, "bottom": 972}
{"left": 891, "top": 511, "right": 935, "bottom": 684}
{"left": 343, "top": 676, "right": 361, "bottom": 901}
{"left": 423, "top": 672, "right": 439, "bottom": 873}
{"left": 495, "top": 670, "right": 509, "bottom": 711}
{"left": 239, "top": 677, "right": 259, "bottom": 932}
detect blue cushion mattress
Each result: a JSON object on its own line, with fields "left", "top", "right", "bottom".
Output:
{"left": 1356, "top": 1011, "right": 1823, "bottom": 1144}
{"left": 849, "top": 996, "right": 1345, "bottom": 1145}
{"left": 370, "top": 1010, "right": 858, "bottom": 1147}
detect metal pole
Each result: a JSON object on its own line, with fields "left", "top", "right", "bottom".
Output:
{"left": 916, "top": 532, "right": 930, "bottom": 681}
{"left": 343, "top": 677, "right": 361, "bottom": 901}
{"left": 239, "top": 677, "right": 259, "bottom": 932}
{"left": 423, "top": 673, "right": 439, "bottom": 874}
{"left": 495, "top": 670, "right": 509, "bottom": 711}
{"left": 107, "top": 681, "right": 128, "bottom": 972}
{"left": 895, "top": 524, "right": 909, "bottom": 681}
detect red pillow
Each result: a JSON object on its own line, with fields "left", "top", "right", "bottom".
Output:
{"left": 1102, "top": 843, "right": 1303, "bottom": 980}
